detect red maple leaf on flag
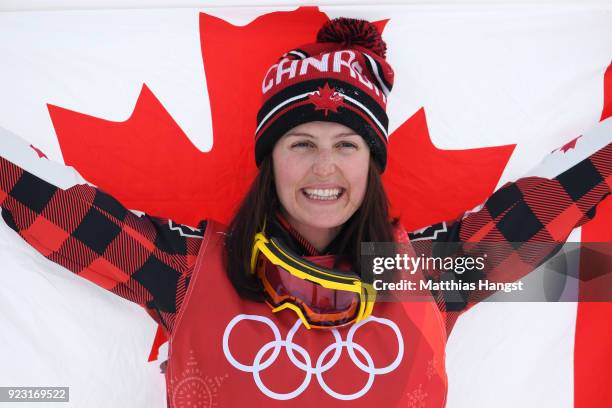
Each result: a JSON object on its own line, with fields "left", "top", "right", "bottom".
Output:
{"left": 48, "top": 6, "right": 515, "bottom": 231}
{"left": 308, "top": 83, "right": 345, "bottom": 116}
{"left": 558, "top": 135, "right": 582, "bottom": 153}
{"left": 29, "top": 144, "right": 48, "bottom": 159}
{"left": 43, "top": 7, "right": 612, "bottom": 389}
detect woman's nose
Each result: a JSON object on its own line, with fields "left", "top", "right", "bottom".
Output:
{"left": 312, "top": 150, "right": 336, "bottom": 178}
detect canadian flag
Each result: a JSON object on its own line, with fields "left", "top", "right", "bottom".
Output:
{"left": 0, "top": 4, "right": 610, "bottom": 407}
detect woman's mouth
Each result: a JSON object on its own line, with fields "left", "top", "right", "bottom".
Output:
{"left": 301, "top": 187, "right": 345, "bottom": 201}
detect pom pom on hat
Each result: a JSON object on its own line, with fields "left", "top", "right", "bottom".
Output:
{"left": 316, "top": 17, "right": 387, "bottom": 59}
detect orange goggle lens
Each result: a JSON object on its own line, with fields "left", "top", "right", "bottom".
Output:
{"left": 257, "top": 257, "right": 361, "bottom": 329}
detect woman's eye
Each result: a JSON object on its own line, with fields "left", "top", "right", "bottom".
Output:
{"left": 337, "top": 141, "right": 358, "bottom": 149}
{"left": 291, "top": 141, "right": 313, "bottom": 149}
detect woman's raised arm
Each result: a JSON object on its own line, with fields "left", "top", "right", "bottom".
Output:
{"left": 408, "top": 118, "right": 611, "bottom": 326}
{"left": 0, "top": 126, "right": 206, "bottom": 334}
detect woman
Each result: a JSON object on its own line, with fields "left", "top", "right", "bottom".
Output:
{"left": 0, "top": 17, "right": 610, "bottom": 407}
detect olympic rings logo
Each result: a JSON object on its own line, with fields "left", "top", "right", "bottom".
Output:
{"left": 222, "top": 314, "right": 404, "bottom": 401}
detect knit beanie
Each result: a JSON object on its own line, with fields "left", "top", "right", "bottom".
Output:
{"left": 254, "top": 17, "right": 395, "bottom": 171}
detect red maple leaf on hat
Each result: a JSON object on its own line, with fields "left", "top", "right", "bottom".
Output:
{"left": 307, "top": 82, "right": 345, "bottom": 116}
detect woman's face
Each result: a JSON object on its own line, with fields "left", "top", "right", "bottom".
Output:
{"left": 272, "top": 121, "right": 370, "bottom": 236}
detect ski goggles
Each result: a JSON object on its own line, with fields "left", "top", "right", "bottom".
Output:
{"left": 250, "top": 231, "right": 376, "bottom": 329}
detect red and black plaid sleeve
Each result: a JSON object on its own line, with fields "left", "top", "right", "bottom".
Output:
{"left": 0, "top": 155, "right": 206, "bottom": 334}
{"left": 409, "top": 142, "right": 611, "bottom": 331}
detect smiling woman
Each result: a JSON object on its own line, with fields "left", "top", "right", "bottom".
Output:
{"left": 225, "top": 121, "right": 396, "bottom": 305}
{"left": 272, "top": 122, "right": 371, "bottom": 250}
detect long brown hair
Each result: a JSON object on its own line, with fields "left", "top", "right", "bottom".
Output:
{"left": 223, "top": 155, "right": 395, "bottom": 302}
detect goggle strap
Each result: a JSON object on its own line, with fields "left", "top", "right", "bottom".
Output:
{"left": 357, "top": 285, "right": 377, "bottom": 322}
{"left": 257, "top": 240, "right": 362, "bottom": 294}
{"left": 250, "top": 232, "right": 269, "bottom": 274}
{"left": 269, "top": 237, "right": 360, "bottom": 285}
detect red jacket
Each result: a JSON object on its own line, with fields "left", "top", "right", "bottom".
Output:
{"left": 166, "top": 219, "right": 448, "bottom": 407}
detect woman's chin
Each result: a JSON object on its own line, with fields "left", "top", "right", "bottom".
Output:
{"left": 294, "top": 209, "right": 352, "bottom": 231}
{"left": 287, "top": 193, "right": 356, "bottom": 230}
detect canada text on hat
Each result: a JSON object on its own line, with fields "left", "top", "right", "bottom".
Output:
{"left": 261, "top": 50, "right": 389, "bottom": 104}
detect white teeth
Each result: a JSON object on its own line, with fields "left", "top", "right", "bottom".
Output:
{"left": 304, "top": 188, "right": 341, "bottom": 196}
{"left": 303, "top": 188, "right": 343, "bottom": 200}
